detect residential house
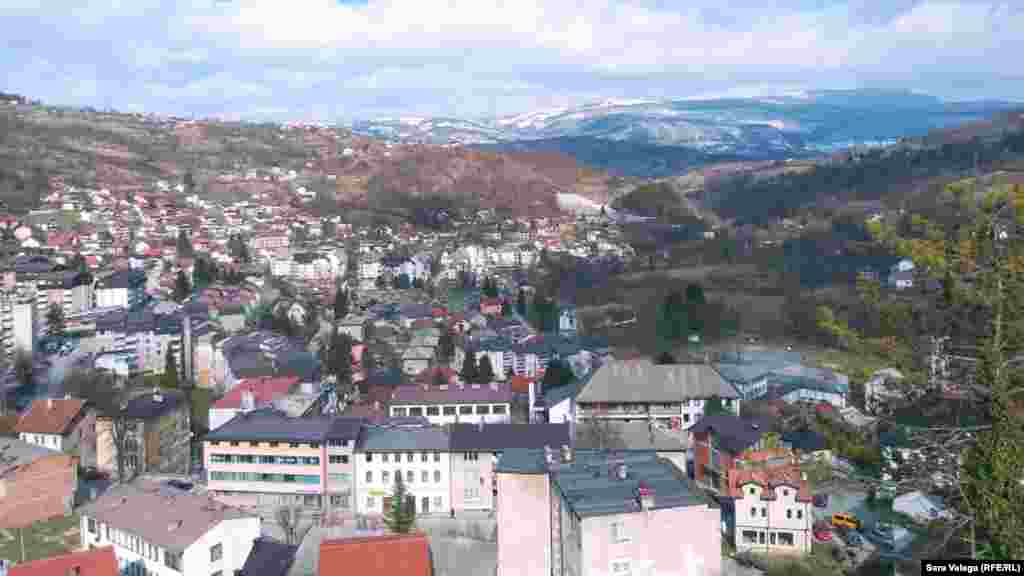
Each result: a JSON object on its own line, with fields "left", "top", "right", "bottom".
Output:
{"left": 318, "top": 533, "right": 432, "bottom": 576}
{"left": 0, "top": 438, "right": 78, "bottom": 529}
{"left": 540, "top": 380, "right": 586, "bottom": 425}
{"left": 573, "top": 420, "right": 689, "bottom": 475}
{"left": 15, "top": 396, "right": 96, "bottom": 467}
{"left": 8, "top": 545, "right": 118, "bottom": 576}
{"left": 96, "top": 388, "right": 191, "bottom": 477}
{"left": 79, "top": 480, "right": 261, "bottom": 576}
{"left": 354, "top": 421, "right": 450, "bottom": 516}
{"left": 388, "top": 382, "right": 513, "bottom": 425}
{"left": 495, "top": 447, "right": 721, "bottom": 576}
{"left": 575, "top": 359, "right": 740, "bottom": 429}
{"left": 864, "top": 368, "right": 906, "bottom": 414}
{"left": 728, "top": 462, "right": 813, "bottom": 554}
{"left": 449, "top": 422, "right": 571, "bottom": 513}
{"left": 94, "top": 269, "right": 146, "bottom": 309}
{"left": 203, "top": 409, "right": 365, "bottom": 521}
{"left": 689, "top": 414, "right": 774, "bottom": 495}
{"left": 208, "top": 376, "right": 300, "bottom": 432}
{"left": 779, "top": 429, "right": 831, "bottom": 464}
{"left": 766, "top": 374, "right": 848, "bottom": 409}
{"left": 336, "top": 315, "right": 368, "bottom": 343}
{"left": 236, "top": 536, "right": 298, "bottom": 576}
{"left": 558, "top": 304, "right": 577, "bottom": 335}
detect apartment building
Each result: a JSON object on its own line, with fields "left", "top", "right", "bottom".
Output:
{"left": 575, "top": 359, "right": 741, "bottom": 429}
{"left": 15, "top": 397, "right": 96, "bottom": 466}
{"left": 208, "top": 377, "right": 300, "bottom": 432}
{"left": 0, "top": 438, "right": 78, "bottom": 529}
{"left": 495, "top": 447, "right": 721, "bottom": 576}
{"left": 79, "top": 480, "right": 261, "bottom": 576}
{"left": 388, "top": 382, "right": 513, "bottom": 425}
{"left": 95, "top": 269, "right": 146, "bottom": 309}
{"left": 355, "top": 421, "right": 450, "bottom": 516}
{"left": 729, "top": 461, "right": 813, "bottom": 554}
{"left": 96, "top": 389, "right": 191, "bottom": 477}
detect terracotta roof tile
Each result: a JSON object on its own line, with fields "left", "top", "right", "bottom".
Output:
{"left": 319, "top": 533, "right": 431, "bottom": 576}
{"left": 728, "top": 462, "right": 812, "bottom": 503}
{"left": 15, "top": 398, "right": 87, "bottom": 435}
{"left": 9, "top": 545, "right": 118, "bottom": 576}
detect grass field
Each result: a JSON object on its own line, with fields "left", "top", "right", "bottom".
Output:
{"left": 0, "top": 513, "right": 80, "bottom": 564}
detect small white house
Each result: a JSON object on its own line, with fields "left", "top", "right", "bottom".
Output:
{"left": 892, "top": 490, "right": 952, "bottom": 524}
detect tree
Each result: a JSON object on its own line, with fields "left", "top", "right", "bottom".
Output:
{"left": 656, "top": 290, "right": 686, "bottom": 346}
{"left": 63, "top": 369, "right": 135, "bottom": 482}
{"left": 192, "top": 257, "right": 215, "bottom": 290}
{"left": 275, "top": 505, "right": 314, "bottom": 546}
{"left": 438, "top": 328, "right": 455, "bottom": 365}
{"left": 68, "top": 252, "right": 88, "bottom": 273}
{"left": 323, "top": 331, "right": 354, "bottom": 391}
{"left": 176, "top": 229, "right": 193, "bottom": 257}
{"left": 684, "top": 283, "right": 706, "bottom": 339}
{"left": 542, "top": 356, "right": 573, "bottom": 389}
{"left": 460, "top": 352, "right": 478, "bottom": 384}
{"left": 333, "top": 287, "right": 349, "bottom": 320}
{"left": 13, "top": 350, "right": 33, "bottom": 388}
{"left": 173, "top": 270, "right": 192, "bottom": 302}
{"left": 45, "top": 303, "right": 65, "bottom": 340}
{"left": 516, "top": 289, "right": 527, "bottom": 316}
{"left": 383, "top": 473, "right": 417, "bottom": 534}
{"left": 477, "top": 355, "right": 495, "bottom": 384}
{"left": 654, "top": 351, "right": 676, "bottom": 365}
{"left": 483, "top": 277, "right": 498, "bottom": 298}
{"left": 376, "top": 275, "right": 387, "bottom": 289}
{"left": 163, "top": 347, "right": 178, "bottom": 389}
{"left": 703, "top": 396, "right": 731, "bottom": 417}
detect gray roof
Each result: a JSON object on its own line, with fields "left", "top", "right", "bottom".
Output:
{"left": 239, "top": 537, "right": 298, "bottom": 576}
{"left": 495, "top": 449, "right": 706, "bottom": 517}
{"left": 577, "top": 359, "right": 738, "bottom": 404}
{"left": 688, "top": 415, "right": 772, "bottom": 454}
{"left": 122, "top": 389, "right": 186, "bottom": 420}
{"left": 357, "top": 423, "right": 450, "bottom": 452}
{"left": 79, "top": 480, "right": 256, "bottom": 552}
{"left": 573, "top": 421, "right": 688, "bottom": 452}
{"left": 203, "top": 410, "right": 335, "bottom": 443}
{"left": 0, "top": 437, "right": 63, "bottom": 478}
{"left": 449, "top": 423, "right": 571, "bottom": 451}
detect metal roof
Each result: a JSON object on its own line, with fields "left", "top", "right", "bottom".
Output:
{"left": 577, "top": 359, "right": 739, "bottom": 404}
{"left": 356, "top": 423, "right": 449, "bottom": 452}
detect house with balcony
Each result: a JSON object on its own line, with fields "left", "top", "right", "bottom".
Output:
{"left": 495, "top": 447, "right": 721, "bottom": 576}
{"left": 15, "top": 396, "right": 96, "bottom": 466}
{"left": 727, "top": 461, "right": 813, "bottom": 554}
{"left": 449, "top": 422, "right": 571, "bottom": 513}
{"left": 96, "top": 388, "right": 191, "bottom": 478}
{"left": 388, "top": 382, "right": 513, "bottom": 425}
{"left": 202, "top": 409, "right": 365, "bottom": 519}
{"left": 574, "top": 358, "right": 740, "bottom": 429}
{"left": 79, "top": 480, "right": 262, "bottom": 576}
{"left": 94, "top": 269, "right": 146, "bottom": 309}
{"left": 354, "top": 421, "right": 450, "bottom": 516}
{"left": 689, "top": 414, "right": 775, "bottom": 495}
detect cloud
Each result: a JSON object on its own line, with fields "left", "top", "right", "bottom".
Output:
{"left": 1, "top": 0, "right": 1022, "bottom": 121}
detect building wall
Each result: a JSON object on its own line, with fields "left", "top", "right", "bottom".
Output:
{"left": 450, "top": 452, "right": 498, "bottom": 512}
{"left": 205, "top": 441, "right": 325, "bottom": 497}
{"left": 390, "top": 402, "right": 512, "bottom": 426}
{"left": 496, "top": 472, "right": 551, "bottom": 576}
{"left": 734, "top": 483, "right": 813, "bottom": 554}
{"left": 208, "top": 408, "right": 241, "bottom": 432}
{"left": 12, "top": 300, "right": 36, "bottom": 355}
{"left": 0, "top": 453, "right": 77, "bottom": 529}
{"left": 548, "top": 398, "right": 574, "bottom": 424}
{"left": 147, "top": 408, "right": 191, "bottom": 475}
{"left": 580, "top": 505, "right": 722, "bottom": 576}
{"left": 692, "top": 432, "right": 736, "bottom": 493}
{"left": 354, "top": 450, "right": 450, "bottom": 516}
{"left": 95, "top": 287, "right": 128, "bottom": 309}
{"left": 182, "top": 517, "right": 261, "bottom": 576}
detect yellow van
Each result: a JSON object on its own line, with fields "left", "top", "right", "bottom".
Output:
{"left": 831, "top": 513, "right": 861, "bottom": 530}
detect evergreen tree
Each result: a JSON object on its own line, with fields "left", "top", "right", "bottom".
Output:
{"left": 174, "top": 270, "right": 192, "bottom": 302}
{"left": 654, "top": 351, "right": 676, "bottom": 365}
{"left": 45, "top": 303, "right": 65, "bottom": 340}
{"left": 542, "top": 357, "right": 573, "bottom": 389}
{"left": 334, "top": 287, "right": 349, "bottom": 320}
{"left": 477, "top": 355, "right": 495, "bottom": 384}
{"left": 383, "top": 473, "right": 416, "bottom": 534}
{"left": 438, "top": 328, "right": 455, "bottom": 365}
{"left": 684, "top": 283, "right": 706, "bottom": 339}
{"left": 163, "top": 346, "right": 179, "bottom": 388}
{"left": 703, "top": 396, "right": 730, "bottom": 417}
{"left": 460, "top": 352, "right": 478, "bottom": 384}
{"left": 516, "top": 289, "right": 527, "bottom": 316}
{"left": 325, "top": 331, "right": 354, "bottom": 388}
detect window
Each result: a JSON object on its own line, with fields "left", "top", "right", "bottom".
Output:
{"left": 404, "top": 470, "right": 412, "bottom": 483}
{"left": 87, "top": 517, "right": 97, "bottom": 534}
{"left": 796, "top": 510, "right": 803, "bottom": 520}
{"left": 230, "top": 441, "right": 239, "bottom": 446}
{"left": 759, "top": 531, "right": 766, "bottom": 544}
{"left": 366, "top": 471, "right": 373, "bottom": 483}
{"left": 770, "top": 532, "right": 777, "bottom": 546}
{"left": 749, "top": 488, "right": 755, "bottom": 495}
{"left": 365, "top": 453, "right": 373, "bottom": 462}
{"left": 237, "top": 455, "right": 254, "bottom": 464}
{"left": 393, "top": 407, "right": 407, "bottom": 417}
{"left": 761, "top": 508, "right": 767, "bottom": 518}
{"left": 309, "top": 442, "right": 319, "bottom": 449}
{"left": 269, "top": 442, "right": 279, "bottom": 447}
{"left": 210, "top": 543, "right": 223, "bottom": 562}
{"left": 289, "top": 443, "right": 300, "bottom": 448}
{"left": 331, "top": 494, "right": 350, "bottom": 508}
{"left": 302, "top": 457, "right": 320, "bottom": 465}
{"left": 611, "top": 559, "right": 631, "bottom": 576}
{"left": 782, "top": 489, "right": 789, "bottom": 497}
{"left": 382, "top": 453, "right": 389, "bottom": 463}
{"left": 421, "top": 452, "right": 429, "bottom": 462}
{"left": 426, "top": 407, "right": 440, "bottom": 416}
{"left": 433, "top": 496, "right": 442, "bottom": 509}
{"left": 421, "top": 470, "right": 429, "bottom": 483}
{"left": 492, "top": 405, "right": 506, "bottom": 415}
{"left": 383, "top": 471, "right": 390, "bottom": 483}
{"left": 367, "top": 496, "right": 375, "bottom": 509}
{"left": 750, "top": 507, "right": 756, "bottom": 517}
{"left": 778, "top": 532, "right": 795, "bottom": 546}
{"left": 407, "top": 452, "right": 414, "bottom": 463}
{"left": 475, "top": 405, "right": 490, "bottom": 415}
{"left": 443, "top": 406, "right": 456, "bottom": 415}
{"left": 786, "top": 510, "right": 792, "bottom": 519}
{"left": 329, "top": 455, "right": 348, "bottom": 464}
{"left": 434, "top": 470, "right": 441, "bottom": 483}
{"left": 213, "top": 572, "right": 223, "bottom": 576}
{"left": 304, "top": 494, "right": 320, "bottom": 506}
{"left": 210, "top": 441, "right": 220, "bottom": 446}
{"left": 260, "top": 455, "right": 276, "bottom": 464}
{"left": 611, "top": 520, "right": 630, "bottom": 543}
{"left": 434, "top": 452, "right": 440, "bottom": 462}
{"left": 742, "top": 530, "right": 757, "bottom": 544}
{"left": 409, "top": 407, "right": 423, "bottom": 416}
{"left": 105, "top": 525, "right": 110, "bottom": 541}
{"left": 466, "top": 452, "right": 479, "bottom": 461}
{"left": 165, "top": 551, "right": 182, "bottom": 572}
{"left": 459, "top": 405, "right": 473, "bottom": 415}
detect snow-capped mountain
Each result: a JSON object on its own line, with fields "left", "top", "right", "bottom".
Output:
{"left": 350, "top": 90, "right": 1021, "bottom": 175}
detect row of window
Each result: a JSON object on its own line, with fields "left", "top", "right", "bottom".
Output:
{"left": 210, "top": 471, "right": 320, "bottom": 484}
{"left": 209, "top": 454, "right": 320, "bottom": 465}
{"left": 365, "top": 451, "right": 441, "bottom": 463}
{"left": 366, "top": 494, "right": 443, "bottom": 512}
{"left": 208, "top": 439, "right": 350, "bottom": 448}
{"left": 741, "top": 530, "right": 797, "bottom": 547}
{"left": 86, "top": 517, "right": 184, "bottom": 572}
{"left": 391, "top": 404, "right": 507, "bottom": 417}
{"left": 748, "top": 506, "right": 803, "bottom": 520}
{"left": 366, "top": 469, "right": 444, "bottom": 485}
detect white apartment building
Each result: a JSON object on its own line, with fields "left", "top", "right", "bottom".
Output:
{"left": 731, "top": 465, "right": 814, "bottom": 554}
{"left": 79, "top": 481, "right": 261, "bottom": 576}
{"left": 354, "top": 423, "right": 451, "bottom": 516}
{"left": 388, "top": 383, "right": 514, "bottom": 426}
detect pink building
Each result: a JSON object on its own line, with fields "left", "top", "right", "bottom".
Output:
{"left": 496, "top": 448, "right": 722, "bottom": 576}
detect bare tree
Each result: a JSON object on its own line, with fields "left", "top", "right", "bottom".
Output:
{"left": 577, "top": 417, "right": 624, "bottom": 450}
{"left": 275, "top": 505, "right": 314, "bottom": 546}
{"left": 64, "top": 369, "right": 136, "bottom": 483}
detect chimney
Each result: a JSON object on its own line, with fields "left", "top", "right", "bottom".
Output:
{"left": 241, "top": 388, "right": 255, "bottom": 411}
{"left": 560, "top": 444, "right": 573, "bottom": 463}
{"left": 638, "top": 482, "right": 654, "bottom": 510}
{"left": 153, "top": 388, "right": 164, "bottom": 403}
{"left": 68, "top": 567, "right": 81, "bottom": 576}
{"left": 47, "top": 398, "right": 54, "bottom": 410}
{"left": 616, "top": 463, "right": 628, "bottom": 480}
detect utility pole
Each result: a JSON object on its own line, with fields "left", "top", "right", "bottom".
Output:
{"left": 19, "top": 525, "right": 25, "bottom": 562}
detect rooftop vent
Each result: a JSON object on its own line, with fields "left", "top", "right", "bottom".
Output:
{"left": 751, "top": 423, "right": 760, "bottom": 430}
{"left": 47, "top": 398, "right": 54, "bottom": 410}
{"left": 616, "top": 463, "right": 628, "bottom": 480}
{"left": 560, "top": 444, "right": 573, "bottom": 463}
{"left": 153, "top": 388, "right": 164, "bottom": 403}
{"left": 543, "top": 445, "right": 555, "bottom": 466}
{"left": 471, "top": 384, "right": 481, "bottom": 389}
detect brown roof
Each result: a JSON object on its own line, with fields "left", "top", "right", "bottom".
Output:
{"left": 15, "top": 398, "right": 87, "bottom": 435}
{"left": 728, "top": 463, "right": 813, "bottom": 503}
{"left": 0, "top": 414, "right": 19, "bottom": 437}
{"left": 9, "top": 545, "right": 118, "bottom": 576}
{"left": 319, "top": 533, "right": 431, "bottom": 576}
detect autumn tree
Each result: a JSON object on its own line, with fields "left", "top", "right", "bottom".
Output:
{"left": 45, "top": 303, "right": 65, "bottom": 340}
{"left": 64, "top": 369, "right": 136, "bottom": 482}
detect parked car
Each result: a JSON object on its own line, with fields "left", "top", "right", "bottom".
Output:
{"left": 164, "top": 479, "right": 194, "bottom": 491}
{"left": 813, "top": 494, "right": 829, "bottom": 508}
{"left": 82, "top": 467, "right": 108, "bottom": 481}
{"left": 845, "top": 532, "right": 864, "bottom": 547}
{"left": 814, "top": 528, "right": 833, "bottom": 542}
{"left": 832, "top": 512, "right": 862, "bottom": 530}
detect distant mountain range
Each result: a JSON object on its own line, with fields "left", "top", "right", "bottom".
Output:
{"left": 351, "top": 90, "right": 1023, "bottom": 177}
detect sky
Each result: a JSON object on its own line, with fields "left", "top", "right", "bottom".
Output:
{"left": 2, "top": 0, "right": 1023, "bottom": 123}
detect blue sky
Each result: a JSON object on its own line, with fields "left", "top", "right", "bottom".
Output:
{"left": 2, "top": 0, "right": 1022, "bottom": 122}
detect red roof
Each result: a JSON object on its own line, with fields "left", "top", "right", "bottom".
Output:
{"left": 728, "top": 463, "right": 812, "bottom": 503}
{"left": 15, "top": 398, "right": 87, "bottom": 435}
{"left": 9, "top": 546, "right": 118, "bottom": 576}
{"left": 212, "top": 376, "right": 299, "bottom": 409}
{"left": 414, "top": 366, "right": 459, "bottom": 385}
{"left": 319, "top": 533, "right": 431, "bottom": 576}
{"left": 815, "top": 402, "right": 835, "bottom": 414}
{"left": 509, "top": 375, "right": 535, "bottom": 395}
{"left": 431, "top": 307, "right": 448, "bottom": 318}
